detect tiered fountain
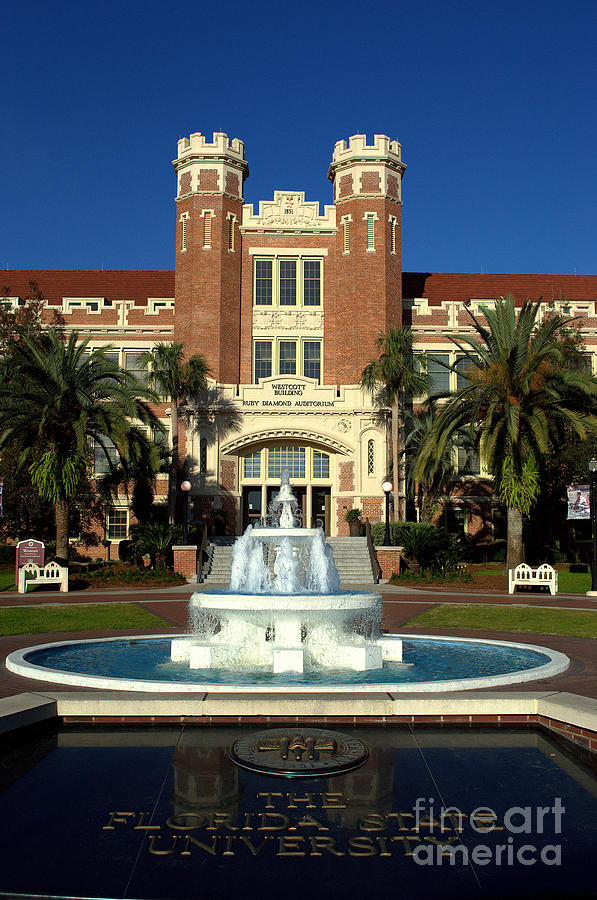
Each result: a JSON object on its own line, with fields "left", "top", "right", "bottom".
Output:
{"left": 171, "top": 471, "right": 403, "bottom": 674}
{"left": 6, "top": 473, "right": 570, "bottom": 692}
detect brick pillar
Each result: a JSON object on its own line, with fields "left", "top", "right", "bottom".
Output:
{"left": 172, "top": 545, "right": 198, "bottom": 581}
{"left": 375, "top": 546, "right": 404, "bottom": 581}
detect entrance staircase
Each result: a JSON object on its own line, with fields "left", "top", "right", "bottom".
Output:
{"left": 201, "top": 535, "right": 377, "bottom": 585}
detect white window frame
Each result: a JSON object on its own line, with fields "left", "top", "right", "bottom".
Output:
{"left": 180, "top": 212, "right": 189, "bottom": 253}
{"left": 63, "top": 297, "right": 105, "bottom": 315}
{"left": 364, "top": 212, "right": 378, "bottom": 252}
{"left": 201, "top": 209, "right": 214, "bottom": 249}
{"left": 252, "top": 338, "right": 322, "bottom": 383}
{"left": 240, "top": 447, "right": 332, "bottom": 483}
{"left": 389, "top": 215, "right": 397, "bottom": 255}
{"left": 0, "top": 296, "right": 19, "bottom": 312}
{"left": 227, "top": 212, "right": 236, "bottom": 252}
{"left": 341, "top": 215, "right": 351, "bottom": 254}
{"left": 145, "top": 298, "right": 175, "bottom": 316}
{"left": 106, "top": 507, "right": 129, "bottom": 542}
{"left": 252, "top": 256, "right": 323, "bottom": 308}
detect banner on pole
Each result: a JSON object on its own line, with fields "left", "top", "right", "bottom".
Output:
{"left": 567, "top": 484, "right": 590, "bottom": 520}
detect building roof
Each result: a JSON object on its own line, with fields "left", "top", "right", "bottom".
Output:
{"left": 3, "top": 270, "right": 596, "bottom": 307}
{"left": 1, "top": 271, "right": 175, "bottom": 306}
{"left": 402, "top": 272, "right": 597, "bottom": 304}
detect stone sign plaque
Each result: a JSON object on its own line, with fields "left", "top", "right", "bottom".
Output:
{"left": 15, "top": 539, "right": 44, "bottom": 585}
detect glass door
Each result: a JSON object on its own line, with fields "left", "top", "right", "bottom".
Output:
{"left": 242, "top": 487, "right": 263, "bottom": 531}
{"left": 311, "top": 487, "right": 331, "bottom": 534}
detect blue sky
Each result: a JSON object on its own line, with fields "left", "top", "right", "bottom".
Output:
{"left": 2, "top": 0, "right": 595, "bottom": 274}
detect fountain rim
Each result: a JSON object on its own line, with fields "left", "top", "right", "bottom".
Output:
{"left": 6, "top": 632, "right": 570, "bottom": 694}
{"left": 190, "top": 589, "right": 381, "bottom": 610}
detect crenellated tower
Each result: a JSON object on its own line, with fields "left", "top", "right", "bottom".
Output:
{"left": 173, "top": 132, "right": 249, "bottom": 381}
{"left": 326, "top": 134, "right": 406, "bottom": 383}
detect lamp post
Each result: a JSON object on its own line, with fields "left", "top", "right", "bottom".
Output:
{"left": 382, "top": 481, "right": 393, "bottom": 546}
{"left": 181, "top": 480, "right": 192, "bottom": 544}
{"left": 589, "top": 459, "right": 597, "bottom": 596}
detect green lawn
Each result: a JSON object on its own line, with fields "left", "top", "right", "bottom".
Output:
{"left": 0, "top": 570, "right": 15, "bottom": 591}
{"left": 403, "top": 603, "right": 597, "bottom": 638}
{"left": 473, "top": 567, "right": 591, "bottom": 594}
{"left": 0, "top": 603, "right": 172, "bottom": 636}
{"left": 556, "top": 570, "right": 591, "bottom": 594}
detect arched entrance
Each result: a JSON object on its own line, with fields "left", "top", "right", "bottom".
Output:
{"left": 221, "top": 429, "right": 353, "bottom": 536}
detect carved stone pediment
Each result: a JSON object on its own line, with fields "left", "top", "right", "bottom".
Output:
{"left": 242, "top": 191, "right": 336, "bottom": 231}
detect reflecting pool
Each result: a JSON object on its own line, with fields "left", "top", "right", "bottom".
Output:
{"left": 1, "top": 725, "right": 596, "bottom": 899}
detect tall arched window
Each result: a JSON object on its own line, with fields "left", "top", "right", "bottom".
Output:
{"left": 367, "top": 439, "right": 375, "bottom": 475}
{"left": 199, "top": 437, "right": 208, "bottom": 474}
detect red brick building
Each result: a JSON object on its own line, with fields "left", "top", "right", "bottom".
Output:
{"left": 4, "top": 133, "right": 597, "bottom": 554}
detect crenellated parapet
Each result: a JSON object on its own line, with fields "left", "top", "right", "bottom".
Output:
{"left": 328, "top": 133, "right": 406, "bottom": 203}
{"left": 176, "top": 131, "right": 246, "bottom": 159}
{"left": 173, "top": 131, "right": 249, "bottom": 200}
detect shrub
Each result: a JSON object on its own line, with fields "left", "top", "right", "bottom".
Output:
{"left": 372, "top": 521, "right": 462, "bottom": 571}
{"left": 390, "top": 560, "right": 471, "bottom": 585}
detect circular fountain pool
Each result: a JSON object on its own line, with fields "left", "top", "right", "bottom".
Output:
{"left": 6, "top": 633, "right": 569, "bottom": 693}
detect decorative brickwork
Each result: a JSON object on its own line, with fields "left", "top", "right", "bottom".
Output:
{"left": 339, "top": 174, "right": 353, "bottom": 197}
{"left": 199, "top": 169, "right": 219, "bottom": 191}
{"left": 179, "top": 172, "right": 192, "bottom": 195}
{"left": 339, "top": 461, "right": 354, "bottom": 492}
{"left": 386, "top": 174, "right": 399, "bottom": 198}
{"left": 225, "top": 172, "right": 239, "bottom": 196}
{"left": 360, "top": 171, "right": 381, "bottom": 193}
{"left": 220, "top": 458, "right": 237, "bottom": 492}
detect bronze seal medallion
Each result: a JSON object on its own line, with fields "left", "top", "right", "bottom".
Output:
{"left": 229, "top": 727, "right": 368, "bottom": 777}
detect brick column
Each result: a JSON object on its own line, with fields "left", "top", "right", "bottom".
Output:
{"left": 375, "top": 547, "right": 404, "bottom": 581}
{"left": 172, "top": 545, "right": 198, "bottom": 582}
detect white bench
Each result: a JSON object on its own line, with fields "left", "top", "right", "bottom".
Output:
{"left": 17, "top": 561, "right": 69, "bottom": 594}
{"left": 508, "top": 563, "right": 558, "bottom": 595}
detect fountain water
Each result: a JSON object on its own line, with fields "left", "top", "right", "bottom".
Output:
{"left": 5, "top": 475, "right": 571, "bottom": 692}
{"left": 171, "top": 471, "right": 403, "bottom": 674}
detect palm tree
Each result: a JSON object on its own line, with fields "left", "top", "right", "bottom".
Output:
{"left": 129, "top": 521, "right": 181, "bottom": 568}
{"left": 96, "top": 424, "right": 162, "bottom": 524}
{"left": 141, "top": 343, "right": 209, "bottom": 523}
{"left": 361, "top": 327, "right": 430, "bottom": 520}
{"left": 0, "top": 331, "right": 159, "bottom": 561}
{"left": 414, "top": 296, "right": 597, "bottom": 569}
{"left": 403, "top": 404, "right": 467, "bottom": 522}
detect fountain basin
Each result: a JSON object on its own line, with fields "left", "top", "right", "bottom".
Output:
{"left": 5, "top": 633, "right": 570, "bottom": 692}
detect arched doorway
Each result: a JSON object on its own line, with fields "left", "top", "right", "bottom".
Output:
{"left": 221, "top": 429, "right": 354, "bottom": 537}
{"left": 240, "top": 443, "right": 332, "bottom": 532}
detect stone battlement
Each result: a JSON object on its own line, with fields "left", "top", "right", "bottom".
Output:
{"left": 176, "top": 131, "right": 246, "bottom": 161}
{"left": 331, "top": 133, "right": 402, "bottom": 163}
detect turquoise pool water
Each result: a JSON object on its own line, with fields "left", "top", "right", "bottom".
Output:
{"left": 24, "top": 635, "right": 553, "bottom": 687}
